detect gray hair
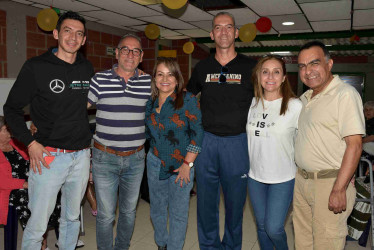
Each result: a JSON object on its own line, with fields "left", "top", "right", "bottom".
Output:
{"left": 364, "top": 101, "right": 374, "bottom": 110}
{"left": 212, "top": 12, "right": 236, "bottom": 29}
{"left": 117, "top": 33, "right": 142, "bottom": 49}
{"left": 0, "top": 116, "right": 5, "bottom": 129}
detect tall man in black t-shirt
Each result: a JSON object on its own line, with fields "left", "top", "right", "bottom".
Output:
{"left": 187, "top": 12, "right": 256, "bottom": 250}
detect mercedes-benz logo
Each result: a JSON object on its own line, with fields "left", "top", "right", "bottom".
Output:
{"left": 49, "top": 79, "right": 65, "bottom": 93}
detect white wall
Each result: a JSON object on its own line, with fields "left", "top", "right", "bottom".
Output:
{"left": 0, "top": 78, "right": 15, "bottom": 115}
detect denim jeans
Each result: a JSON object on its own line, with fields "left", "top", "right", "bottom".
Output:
{"left": 248, "top": 177, "right": 295, "bottom": 250}
{"left": 147, "top": 152, "right": 194, "bottom": 250}
{"left": 196, "top": 132, "right": 249, "bottom": 250}
{"left": 92, "top": 147, "right": 145, "bottom": 250}
{"left": 22, "top": 148, "right": 90, "bottom": 250}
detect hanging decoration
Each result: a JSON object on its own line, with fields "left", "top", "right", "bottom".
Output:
{"left": 53, "top": 7, "right": 60, "bottom": 15}
{"left": 162, "top": 0, "right": 187, "bottom": 10}
{"left": 256, "top": 17, "right": 272, "bottom": 33}
{"left": 183, "top": 41, "right": 194, "bottom": 54}
{"left": 350, "top": 34, "right": 360, "bottom": 43}
{"left": 239, "top": 23, "right": 257, "bottom": 43}
{"left": 145, "top": 24, "right": 160, "bottom": 40}
{"left": 37, "top": 8, "right": 59, "bottom": 31}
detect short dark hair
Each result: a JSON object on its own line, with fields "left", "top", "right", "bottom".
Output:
{"left": 299, "top": 40, "right": 330, "bottom": 61}
{"left": 117, "top": 33, "right": 142, "bottom": 49}
{"left": 212, "top": 12, "right": 236, "bottom": 29}
{"left": 56, "top": 11, "right": 86, "bottom": 34}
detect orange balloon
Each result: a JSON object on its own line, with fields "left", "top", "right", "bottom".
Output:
{"left": 183, "top": 42, "right": 194, "bottom": 54}
{"left": 145, "top": 24, "right": 160, "bottom": 40}
{"left": 37, "top": 8, "right": 58, "bottom": 31}
{"left": 239, "top": 23, "right": 257, "bottom": 43}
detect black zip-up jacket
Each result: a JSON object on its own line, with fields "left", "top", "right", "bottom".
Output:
{"left": 4, "top": 48, "right": 94, "bottom": 150}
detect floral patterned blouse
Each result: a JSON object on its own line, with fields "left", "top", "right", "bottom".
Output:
{"left": 145, "top": 92, "right": 203, "bottom": 180}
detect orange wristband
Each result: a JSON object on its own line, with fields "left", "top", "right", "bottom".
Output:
{"left": 28, "top": 140, "right": 36, "bottom": 148}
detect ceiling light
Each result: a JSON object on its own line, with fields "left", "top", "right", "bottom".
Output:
{"left": 325, "top": 44, "right": 332, "bottom": 47}
{"left": 270, "top": 51, "right": 291, "bottom": 55}
{"left": 282, "top": 22, "right": 294, "bottom": 26}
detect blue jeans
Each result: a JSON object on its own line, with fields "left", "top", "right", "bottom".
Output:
{"left": 147, "top": 152, "right": 194, "bottom": 250}
{"left": 196, "top": 132, "right": 249, "bottom": 250}
{"left": 92, "top": 146, "right": 145, "bottom": 250}
{"left": 248, "top": 177, "right": 295, "bottom": 250}
{"left": 22, "top": 148, "right": 90, "bottom": 250}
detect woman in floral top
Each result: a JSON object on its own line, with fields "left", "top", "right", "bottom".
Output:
{"left": 145, "top": 57, "right": 203, "bottom": 250}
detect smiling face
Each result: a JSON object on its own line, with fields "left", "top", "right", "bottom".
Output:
{"left": 155, "top": 63, "right": 178, "bottom": 97}
{"left": 210, "top": 14, "right": 238, "bottom": 50}
{"left": 53, "top": 19, "right": 86, "bottom": 55}
{"left": 298, "top": 46, "right": 333, "bottom": 95}
{"left": 116, "top": 36, "right": 143, "bottom": 74}
{"left": 260, "top": 59, "right": 286, "bottom": 98}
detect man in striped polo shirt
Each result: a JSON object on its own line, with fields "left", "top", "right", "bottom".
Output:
{"left": 87, "top": 33, "right": 151, "bottom": 250}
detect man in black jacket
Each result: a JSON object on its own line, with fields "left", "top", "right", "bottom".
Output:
{"left": 4, "top": 11, "right": 93, "bottom": 250}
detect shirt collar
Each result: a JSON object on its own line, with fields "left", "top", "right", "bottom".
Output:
{"left": 111, "top": 64, "right": 140, "bottom": 80}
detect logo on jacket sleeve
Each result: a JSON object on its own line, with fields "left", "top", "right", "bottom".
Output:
{"left": 50, "top": 79, "right": 65, "bottom": 93}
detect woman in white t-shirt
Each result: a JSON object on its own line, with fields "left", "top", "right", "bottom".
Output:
{"left": 246, "top": 55, "right": 302, "bottom": 250}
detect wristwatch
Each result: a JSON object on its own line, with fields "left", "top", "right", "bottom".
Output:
{"left": 183, "top": 160, "right": 194, "bottom": 168}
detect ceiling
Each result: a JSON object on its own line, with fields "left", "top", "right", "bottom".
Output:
{"left": 8, "top": 0, "right": 374, "bottom": 56}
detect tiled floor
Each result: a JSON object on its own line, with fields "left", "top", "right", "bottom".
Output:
{"left": 0, "top": 189, "right": 371, "bottom": 249}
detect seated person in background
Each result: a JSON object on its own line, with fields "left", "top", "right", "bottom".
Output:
{"left": 363, "top": 101, "right": 374, "bottom": 157}
{"left": 0, "top": 116, "right": 60, "bottom": 250}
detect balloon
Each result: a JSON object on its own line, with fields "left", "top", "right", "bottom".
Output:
{"left": 37, "top": 8, "right": 58, "bottom": 31}
{"left": 256, "top": 17, "right": 272, "bottom": 33}
{"left": 239, "top": 23, "right": 257, "bottom": 43}
{"left": 145, "top": 24, "right": 160, "bottom": 40}
{"left": 183, "top": 42, "right": 194, "bottom": 54}
{"left": 162, "top": 0, "right": 187, "bottom": 10}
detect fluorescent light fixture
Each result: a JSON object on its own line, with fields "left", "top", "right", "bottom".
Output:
{"left": 282, "top": 22, "right": 294, "bottom": 26}
{"left": 270, "top": 51, "right": 291, "bottom": 55}
{"left": 325, "top": 44, "right": 332, "bottom": 47}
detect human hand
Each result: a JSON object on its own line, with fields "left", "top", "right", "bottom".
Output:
{"left": 328, "top": 188, "right": 347, "bottom": 213}
{"left": 174, "top": 163, "right": 190, "bottom": 187}
{"left": 23, "top": 182, "right": 28, "bottom": 189}
{"left": 28, "top": 141, "right": 51, "bottom": 175}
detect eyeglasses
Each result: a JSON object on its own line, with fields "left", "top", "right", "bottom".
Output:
{"left": 218, "top": 66, "right": 229, "bottom": 84}
{"left": 117, "top": 46, "right": 143, "bottom": 57}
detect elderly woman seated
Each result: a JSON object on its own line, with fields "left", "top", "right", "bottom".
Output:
{"left": 0, "top": 116, "right": 60, "bottom": 250}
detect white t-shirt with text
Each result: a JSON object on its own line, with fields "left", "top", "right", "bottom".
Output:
{"left": 246, "top": 97, "right": 302, "bottom": 183}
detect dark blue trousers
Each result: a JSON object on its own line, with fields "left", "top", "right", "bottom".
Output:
{"left": 196, "top": 132, "right": 249, "bottom": 250}
{"left": 4, "top": 205, "right": 18, "bottom": 250}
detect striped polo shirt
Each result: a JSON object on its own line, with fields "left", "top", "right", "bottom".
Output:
{"left": 88, "top": 64, "right": 151, "bottom": 152}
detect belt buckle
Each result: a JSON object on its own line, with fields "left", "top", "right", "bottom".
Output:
{"left": 302, "top": 169, "right": 309, "bottom": 179}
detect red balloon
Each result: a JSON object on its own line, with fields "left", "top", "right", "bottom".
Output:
{"left": 256, "top": 17, "right": 272, "bottom": 33}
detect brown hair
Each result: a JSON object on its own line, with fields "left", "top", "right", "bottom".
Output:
{"left": 151, "top": 57, "right": 184, "bottom": 110}
{"left": 252, "top": 55, "right": 296, "bottom": 115}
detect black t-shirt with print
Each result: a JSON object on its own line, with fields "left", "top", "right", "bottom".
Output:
{"left": 187, "top": 54, "right": 256, "bottom": 136}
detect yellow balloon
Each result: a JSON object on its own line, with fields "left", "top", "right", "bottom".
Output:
{"left": 37, "top": 8, "right": 58, "bottom": 31}
{"left": 239, "top": 23, "right": 257, "bottom": 43}
{"left": 145, "top": 24, "right": 160, "bottom": 40}
{"left": 162, "top": 0, "right": 187, "bottom": 10}
{"left": 183, "top": 42, "right": 194, "bottom": 54}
